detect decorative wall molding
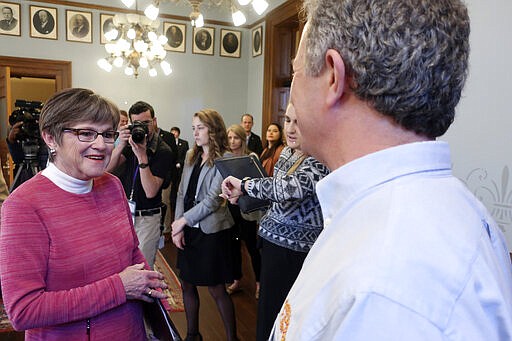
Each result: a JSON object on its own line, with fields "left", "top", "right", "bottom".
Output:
{"left": 464, "top": 166, "right": 512, "bottom": 236}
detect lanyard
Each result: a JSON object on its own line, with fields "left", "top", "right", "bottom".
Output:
{"left": 129, "top": 162, "right": 139, "bottom": 201}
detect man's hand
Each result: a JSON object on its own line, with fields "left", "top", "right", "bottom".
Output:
{"left": 7, "top": 122, "right": 23, "bottom": 144}
{"left": 129, "top": 135, "right": 148, "bottom": 164}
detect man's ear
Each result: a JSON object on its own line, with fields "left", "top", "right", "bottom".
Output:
{"left": 325, "top": 49, "right": 346, "bottom": 108}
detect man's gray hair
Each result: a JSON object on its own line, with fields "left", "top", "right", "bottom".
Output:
{"left": 302, "top": 0, "right": 470, "bottom": 138}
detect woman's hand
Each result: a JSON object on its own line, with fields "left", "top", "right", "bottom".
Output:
{"left": 171, "top": 217, "right": 187, "bottom": 250}
{"left": 220, "top": 176, "right": 242, "bottom": 204}
{"left": 119, "top": 263, "right": 168, "bottom": 302}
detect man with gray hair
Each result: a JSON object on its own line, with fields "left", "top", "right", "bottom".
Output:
{"left": 271, "top": 0, "right": 512, "bottom": 339}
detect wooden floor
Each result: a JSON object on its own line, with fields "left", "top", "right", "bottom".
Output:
{"left": 160, "top": 241, "right": 258, "bottom": 341}
{"left": 2, "top": 241, "right": 259, "bottom": 341}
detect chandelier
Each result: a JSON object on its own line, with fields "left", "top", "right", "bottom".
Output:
{"left": 97, "top": 4, "right": 172, "bottom": 78}
{"left": 123, "top": 0, "right": 269, "bottom": 28}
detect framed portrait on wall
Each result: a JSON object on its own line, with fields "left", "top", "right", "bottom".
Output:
{"left": 164, "top": 22, "right": 186, "bottom": 53}
{"left": 0, "top": 1, "right": 20, "bottom": 36}
{"left": 30, "top": 6, "right": 57, "bottom": 40}
{"left": 66, "top": 10, "right": 92, "bottom": 43}
{"left": 192, "top": 27, "right": 214, "bottom": 55}
{"left": 100, "top": 13, "right": 122, "bottom": 44}
{"left": 220, "top": 29, "right": 241, "bottom": 58}
{"left": 252, "top": 25, "right": 263, "bottom": 57}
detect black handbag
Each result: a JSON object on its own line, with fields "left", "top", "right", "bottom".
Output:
{"left": 143, "top": 298, "right": 182, "bottom": 341}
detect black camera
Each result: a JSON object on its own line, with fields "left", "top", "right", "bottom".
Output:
{"left": 9, "top": 100, "right": 43, "bottom": 143}
{"left": 128, "top": 121, "right": 149, "bottom": 144}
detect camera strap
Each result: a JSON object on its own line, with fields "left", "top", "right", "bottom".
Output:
{"left": 127, "top": 163, "right": 139, "bottom": 224}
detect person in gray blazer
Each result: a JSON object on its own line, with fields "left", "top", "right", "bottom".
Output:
{"left": 171, "top": 109, "right": 237, "bottom": 341}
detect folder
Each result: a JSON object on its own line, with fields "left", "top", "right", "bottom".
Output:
{"left": 215, "top": 155, "right": 270, "bottom": 213}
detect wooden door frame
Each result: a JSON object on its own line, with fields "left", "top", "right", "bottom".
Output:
{"left": 0, "top": 56, "right": 72, "bottom": 91}
{"left": 0, "top": 56, "right": 71, "bottom": 186}
{"left": 261, "top": 0, "right": 301, "bottom": 135}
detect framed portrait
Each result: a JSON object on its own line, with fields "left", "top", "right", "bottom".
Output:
{"left": 163, "top": 22, "right": 186, "bottom": 53}
{"left": 100, "top": 13, "right": 122, "bottom": 44}
{"left": 66, "top": 10, "right": 92, "bottom": 43}
{"left": 252, "top": 25, "right": 262, "bottom": 57}
{"left": 0, "top": 1, "right": 20, "bottom": 36}
{"left": 192, "top": 26, "right": 214, "bottom": 56}
{"left": 30, "top": 6, "right": 57, "bottom": 40}
{"left": 220, "top": 29, "right": 241, "bottom": 58}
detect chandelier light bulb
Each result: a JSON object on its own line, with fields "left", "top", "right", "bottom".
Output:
{"left": 121, "top": 0, "right": 135, "bottom": 8}
{"left": 113, "top": 56, "right": 124, "bottom": 68}
{"left": 117, "top": 39, "right": 131, "bottom": 52}
{"left": 124, "top": 66, "right": 134, "bottom": 76}
{"left": 195, "top": 14, "right": 204, "bottom": 28}
{"left": 144, "top": 4, "right": 159, "bottom": 21}
{"left": 139, "top": 57, "right": 149, "bottom": 68}
{"left": 252, "top": 0, "right": 268, "bottom": 15}
{"left": 149, "top": 68, "right": 158, "bottom": 77}
{"left": 238, "top": 0, "right": 251, "bottom": 5}
{"left": 127, "top": 28, "right": 136, "bottom": 40}
{"left": 160, "top": 60, "right": 172, "bottom": 75}
{"left": 97, "top": 58, "right": 112, "bottom": 72}
{"left": 232, "top": 9, "right": 246, "bottom": 26}
{"left": 148, "top": 31, "right": 158, "bottom": 42}
{"left": 104, "top": 28, "right": 119, "bottom": 41}
{"left": 158, "top": 35, "right": 168, "bottom": 45}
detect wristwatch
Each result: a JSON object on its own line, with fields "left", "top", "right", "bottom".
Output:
{"left": 138, "top": 163, "right": 149, "bottom": 169}
{"left": 240, "top": 177, "right": 251, "bottom": 195}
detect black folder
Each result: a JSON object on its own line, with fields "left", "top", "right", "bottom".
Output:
{"left": 143, "top": 298, "right": 182, "bottom": 341}
{"left": 215, "top": 155, "right": 270, "bottom": 213}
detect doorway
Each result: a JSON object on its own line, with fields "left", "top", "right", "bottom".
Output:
{"left": 0, "top": 56, "right": 72, "bottom": 187}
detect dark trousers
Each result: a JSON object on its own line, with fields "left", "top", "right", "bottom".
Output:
{"left": 256, "top": 238, "right": 307, "bottom": 341}
{"left": 230, "top": 208, "right": 261, "bottom": 281}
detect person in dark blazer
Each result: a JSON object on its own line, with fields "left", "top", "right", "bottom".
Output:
{"left": 169, "top": 127, "right": 189, "bottom": 222}
{"left": 241, "top": 113, "right": 263, "bottom": 156}
{"left": 172, "top": 109, "right": 237, "bottom": 341}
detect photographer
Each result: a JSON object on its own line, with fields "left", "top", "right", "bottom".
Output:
{"left": 7, "top": 101, "right": 49, "bottom": 191}
{"left": 107, "top": 101, "right": 174, "bottom": 268}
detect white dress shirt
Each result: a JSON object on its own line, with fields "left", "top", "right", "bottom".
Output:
{"left": 271, "top": 141, "right": 512, "bottom": 340}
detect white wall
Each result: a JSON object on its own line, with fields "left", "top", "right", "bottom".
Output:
{"left": 0, "top": 1, "right": 255, "bottom": 144}
{"left": 443, "top": 0, "right": 512, "bottom": 249}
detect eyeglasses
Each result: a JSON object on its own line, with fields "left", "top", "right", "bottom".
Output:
{"left": 62, "top": 128, "right": 119, "bottom": 144}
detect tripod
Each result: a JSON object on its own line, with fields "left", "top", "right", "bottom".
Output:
{"left": 9, "top": 142, "right": 41, "bottom": 192}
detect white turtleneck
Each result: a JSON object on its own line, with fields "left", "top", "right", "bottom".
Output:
{"left": 41, "top": 162, "right": 93, "bottom": 194}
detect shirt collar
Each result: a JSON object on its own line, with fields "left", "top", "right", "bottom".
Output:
{"left": 316, "top": 141, "right": 451, "bottom": 224}
{"left": 41, "top": 162, "right": 93, "bottom": 194}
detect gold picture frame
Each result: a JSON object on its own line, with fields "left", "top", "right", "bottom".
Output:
{"left": 164, "top": 22, "right": 186, "bottom": 53}
{"left": 66, "top": 9, "right": 92, "bottom": 43}
{"left": 252, "top": 25, "right": 262, "bottom": 57}
{"left": 192, "top": 27, "right": 214, "bottom": 56}
{"left": 220, "top": 29, "right": 241, "bottom": 58}
{"left": 30, "top": 5, "right": 57, "bottom": 40}
{"left": 0, "top": 1, "right": 20, "bottom": 36}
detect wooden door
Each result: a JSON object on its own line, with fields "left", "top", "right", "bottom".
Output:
{"left": 0, "top": 66, "right": 13, "bottom": 185}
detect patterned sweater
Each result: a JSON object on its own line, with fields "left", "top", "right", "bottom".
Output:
{"left": 246, "top": 146, "right": 329, "bottom": 252}
{"left": 0, "top": 173, "right": 147, "bottom": 340}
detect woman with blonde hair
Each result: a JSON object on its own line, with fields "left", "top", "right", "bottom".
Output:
{"left": 225, "top": 124, "right": 262, "bottom": 298}
{"left": 172, "top": 109, "right": 237, "bottom": 341}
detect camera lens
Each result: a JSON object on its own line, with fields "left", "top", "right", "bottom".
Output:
{"left": 131, "top": 126, "right": 146, "bottom": 143}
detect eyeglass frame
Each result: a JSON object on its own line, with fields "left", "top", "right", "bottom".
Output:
{"left": 62, "top": 128, "right": 119, "bottom": 144}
